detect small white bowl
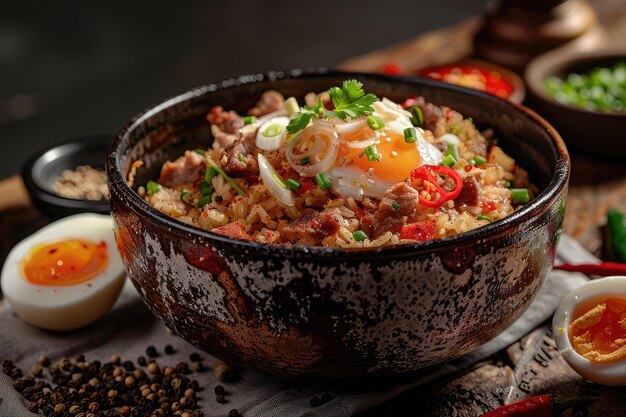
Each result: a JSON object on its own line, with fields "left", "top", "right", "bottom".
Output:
{"left": 553, "top": 276, "right": 626, "bottom": 386}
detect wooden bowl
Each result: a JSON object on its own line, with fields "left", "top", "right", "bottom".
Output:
{"left": 107, "top": 69, "right": 569, "bottom": 379}
{"left": 525, "top": 49, "right": 626, "bottom": 156}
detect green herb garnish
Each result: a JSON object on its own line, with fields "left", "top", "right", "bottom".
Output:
{"left": 403, "top": 127, "right": 417, "bottom": 143}
{"left": 353, "top": 230, "right": 368, "bottom": 242}
{"left": 367, "top": 115, "right": 384, "bottom": 130}
{"left": 179, "top": 190, "right": 195, "bottom": 207}
{"left": 146, "top": 180, "right": 160, "bottom": 195}
{"left": 364, "top": 145, "right": 380, "bottom": 162}
{"left": 286, "top": 178, "right": 301, "bottom": 190}
{"left": 472, "top": 155, "right": 488, "bottom": 165}
{"left": 197, "top": 195, "right": 212, "bottom": 208}
{"left": 287, "top": 80, "right": 379, "bottom": 134}
{"left": 205, "top": 164, "right": 244, "bottom": 196}
{"left": 391, "top": 201, "right": 400, "bottom": 210}
{"left": 315, "top": 172, "right": 332, "bottom": 191}
{"left": 477, "top": 215, "right": 494, "bottom": 222}
{"left": 192, "top": 149, "right": 206, "bottom": 155}
{"left": 441, "top": 154, "right": 457, "bottom": 167}
{"left": 511, "top": 188, "right": 530, "bottom": 204}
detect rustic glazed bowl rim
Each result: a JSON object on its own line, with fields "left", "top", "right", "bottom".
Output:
{"left": 525, "top": 48, "right": 626, "bottom": 117}
{"left": 108, "top": 69, "right": 570, "bottom": 260}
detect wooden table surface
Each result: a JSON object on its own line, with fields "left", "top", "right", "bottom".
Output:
{"left": 2, "top": 1, "right": 626, "bottom": 415}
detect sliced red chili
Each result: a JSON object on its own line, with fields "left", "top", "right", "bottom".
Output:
{"left": 410, "top": 165, "right": 463, "bottom": 208}
{"left": 399, "top": 220, "right": 437, "bottom": 242}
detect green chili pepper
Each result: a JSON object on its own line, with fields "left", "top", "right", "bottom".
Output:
{"left": 606, "top": 209, "right": 626, "bottom": 262}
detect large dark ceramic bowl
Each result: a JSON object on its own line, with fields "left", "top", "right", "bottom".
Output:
{"left": 107, "top": 69, "right": 569, "bottom": 379}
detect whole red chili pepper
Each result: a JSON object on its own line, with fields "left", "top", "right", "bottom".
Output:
{"left": 481, "top": 394, "right": 597, "bottom": 417}
{"left": 410, "top": 165, "right": 463, "bottom": 208}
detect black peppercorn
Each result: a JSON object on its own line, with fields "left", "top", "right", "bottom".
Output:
{"left": 164, "top": 345, "right": 175, "bottom": 355}
{"left": 214, "top": 385, "right": 225, "bottom": 395}
{"left": 123, "top": 361, "right": 135, "bottom": 371}
{"left": 146, "top": 346, "right": 158, "bottom": 358}
{"left": 216, "top": 394, "right": 227, "bottom": 404}
{"left": 137, "top": 356, "right": 147, "bottom": 367}
{"left": 189, "top": 353, "right": 201, "bottom": 362}
{"left": 175, "top": 362, "right": 188, "bottom": 374}
{"left": 228, "top": 409, "right": 242, "bottom": 417}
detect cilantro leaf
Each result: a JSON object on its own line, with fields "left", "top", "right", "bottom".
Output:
{"left": 325, "top": 79, "right": 378, "bottom": 121}
{"left": 287, "top": 111, "right": 315, "bottom": 134}
{"left": 286, "top": 79, "right": 379, "bottom": 133}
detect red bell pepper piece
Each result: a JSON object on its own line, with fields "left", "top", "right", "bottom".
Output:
{"left": 400, "top": 220, "right": 437, "bottom": 242}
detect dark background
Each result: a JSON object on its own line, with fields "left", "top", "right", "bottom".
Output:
{"left": 0, "top": 0, "right": 487, "bottom": 180}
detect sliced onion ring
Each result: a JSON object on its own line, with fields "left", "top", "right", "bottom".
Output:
{"left": 257, "top": 109, "right": 288, "bottom": 126}
{"left": 257, "top": 153, "right": 294, "bottom": 207}
{"left": 312, "top": 117, "right": 367, "bottom": 134}
{"left": 286, "top": 125, "right": 339, "bottom": 177}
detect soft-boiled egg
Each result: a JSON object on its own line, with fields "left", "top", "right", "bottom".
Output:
{"left": 553, "top": 276, "right": 626, "bottom": 386}
{"left": 1, "top": 213, "right": 125, "bottom": 331}
{"left": 285, "top": 99, "right": 443, "bottom": 200}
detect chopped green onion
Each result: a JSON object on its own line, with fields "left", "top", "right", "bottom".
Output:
{"left": 503, "top": 180, "right": 512, "bottom": 188}
{"left": 286, "top": 178, "right": 301, "bottom": 190}
{"left": 210, "top": 165, "right": 245, "bottom": 196}
{"left": 146, "top": 180, "right": 160, "bottom": 195}
{"left": 237, "top": 153, "right": 245, "bottom": 163}
{"left": 449, "top": 124, "right": 461, "bottom": 135}
{"left": 192, "top": 148, "right": 206, "bottom": 155}
{"left": 300, "top": 156, "right": 310, "bottom": 165}
{"left": 477, "top": 215, "right": 494, "bottom": 222}
{"left": 179, "top": 190, "right": 194, "bottom": 207}
{"left": 511, "top": 188, "right": 530, "bottom": 204}
{"left": 315, "top": 172, "right": 332, "bottom": 191}
{"left": 391, "top": 201, "right": 400, "bottom": 210}
{"left": 197, "top": 195, "right": 212, "bottom": 208}
{"left": 441, "top": 154, "right": 457, "bottom": 167}
{"left": 367, "top": 115, "right": 385, "bottom": 130}
{"left": 472, "top": 155, "right": 488, "bottom": 165}
{"left": 364, "top": 145, "right": 380, "bottom": 161}
{"left": 444, "top": 144, "right": 459, "bottom": 160}
{"left": 404, "top": 127, "right": 417, "bottom": 143}
{"left": 285, "top": 97, "right": 300, "bottom": 116}
{"left": 408, "top": 106, "right": 424, "bottom": 127}
{"left": 243, "top": 116, "right": 257, "bottom": 125}
{"left": 198, "top": 181, "right": 212, "bottom": 196}
{"left": 204, "top": 166, "right": 218, "bottom": 183}
{"left": 353, "top": 230, "right": 368, "bottom": 242}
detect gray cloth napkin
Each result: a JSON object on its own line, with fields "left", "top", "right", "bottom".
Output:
{"left": 0, "top": 235, "right": 594, "bottom": 417}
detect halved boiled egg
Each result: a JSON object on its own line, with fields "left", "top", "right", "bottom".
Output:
{"left": 1, "top": 213, "right": 125, "bottom": 331}
{"left": 553, "top": 276, "right": 626, "bottom": 385}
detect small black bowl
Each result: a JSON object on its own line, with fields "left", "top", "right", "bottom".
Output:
{"left": 22, "top": 135, "right": 113, "bottom": 218}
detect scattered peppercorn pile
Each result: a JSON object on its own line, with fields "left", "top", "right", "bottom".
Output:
{"left": 1, "top": 345, "right": 242, "bottom": 417}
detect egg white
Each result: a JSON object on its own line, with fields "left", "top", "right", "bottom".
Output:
{"left": 0, "top": 213, "right": 126, "bottom": 331}
{"left": 552, "top": 276, "right": 626, "bottom": 386}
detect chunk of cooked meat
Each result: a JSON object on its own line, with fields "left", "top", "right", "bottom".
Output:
{"left": 219, "top": 130, "right": 259, "bottom": 178}
{"left": 248, "top": 91, "right": 285, "bottom": 117}
{"left": 207, "top": 106, "right": 243, "bottom": 134}
{"left": 454, "top": 175, "right": 481, "bottom": 207}
{"left": 211, "top": 222, "right": 253, "bottom": 241}
{"left": 371, "top": 182, "right": 419, "bottom": 238}
{"left": 158, "top": 150, "right": 206, "bottom": 188}
{"left": 279, "top": 210, "right": 341, "bottom": 243}
{"left": 412, "top": 96, "right": 445, "bottom": 135}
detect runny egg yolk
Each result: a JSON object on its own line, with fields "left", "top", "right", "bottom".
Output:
{"left": 20, "top": 239, "right": 109, "bottom": 286}
{"left": 569, "top": 296, "right": 626, "bottom": 363}
{"left": 338, "top": 127, "right": 421, "bottom": 182}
